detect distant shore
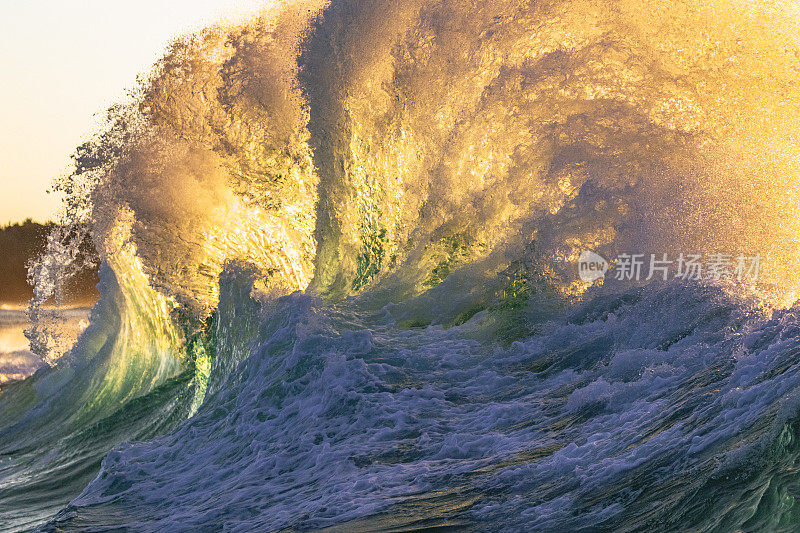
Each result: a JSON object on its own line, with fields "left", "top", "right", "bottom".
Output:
{"left": 0, "top": 219, "right": 99, "bottom": 305}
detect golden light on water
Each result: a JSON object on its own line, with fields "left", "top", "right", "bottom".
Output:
{"left": 28, "top": 0, "right": 800, "bottom": 313}
{"left": 9, "top": 3, "right": 800, "bottom": 529}
{"left": 0, "top": 0, "right": 272, "bottom": 225}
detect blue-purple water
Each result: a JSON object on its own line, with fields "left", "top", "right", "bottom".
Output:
{"left": 4, "top": 0, "right": 800, "bottom": 530}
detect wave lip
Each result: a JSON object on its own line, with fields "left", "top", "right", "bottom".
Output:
{"left": 5, "top": 0, "right": 800, "bottom": 531}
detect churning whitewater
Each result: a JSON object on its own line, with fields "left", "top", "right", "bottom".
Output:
{"left": 3, "top": 0, "right": 800, "bottom": 531}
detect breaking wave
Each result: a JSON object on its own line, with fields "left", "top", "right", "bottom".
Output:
{"left": 3, "top": 0, "right": 800, "bottom": 531}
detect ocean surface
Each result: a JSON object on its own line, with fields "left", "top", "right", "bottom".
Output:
{"left": 6, "top": 273, "right": 800, "bottom": 532}
{"left": 3, "top": 0, "right": 800, "bottom": 531}
{"left": 0, "top": 307, "right": 88, "bottom": 384}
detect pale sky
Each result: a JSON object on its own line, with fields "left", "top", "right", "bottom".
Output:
{"left": 0, "top": 0, "right": 267, "bottom": 225}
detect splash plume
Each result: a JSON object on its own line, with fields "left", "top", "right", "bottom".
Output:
{"left": 4, "top": 0, "right": 800, "bottom": 531}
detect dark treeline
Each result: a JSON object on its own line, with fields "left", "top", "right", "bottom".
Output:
{"left": 0, "top": 220, "right": 99, "bottom": 305}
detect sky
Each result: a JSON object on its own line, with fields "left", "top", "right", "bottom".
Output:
{"left": 0, "top": 0, "right": 267, "bottom": 225}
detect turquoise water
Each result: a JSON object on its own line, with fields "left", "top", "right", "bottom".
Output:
{"left": 4, "top": 0, "right": 800, "bottom": 530}
{"left": 7, "top": 274, "right": 800, "bottom": 531}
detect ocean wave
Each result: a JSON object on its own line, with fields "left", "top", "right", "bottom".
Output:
{"left": 3, "top": 0, "right": 800, "bottom": 531}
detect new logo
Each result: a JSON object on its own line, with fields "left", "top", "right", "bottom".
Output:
{"left": 578, "top": 251, "right": 609, "bottom": 282}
